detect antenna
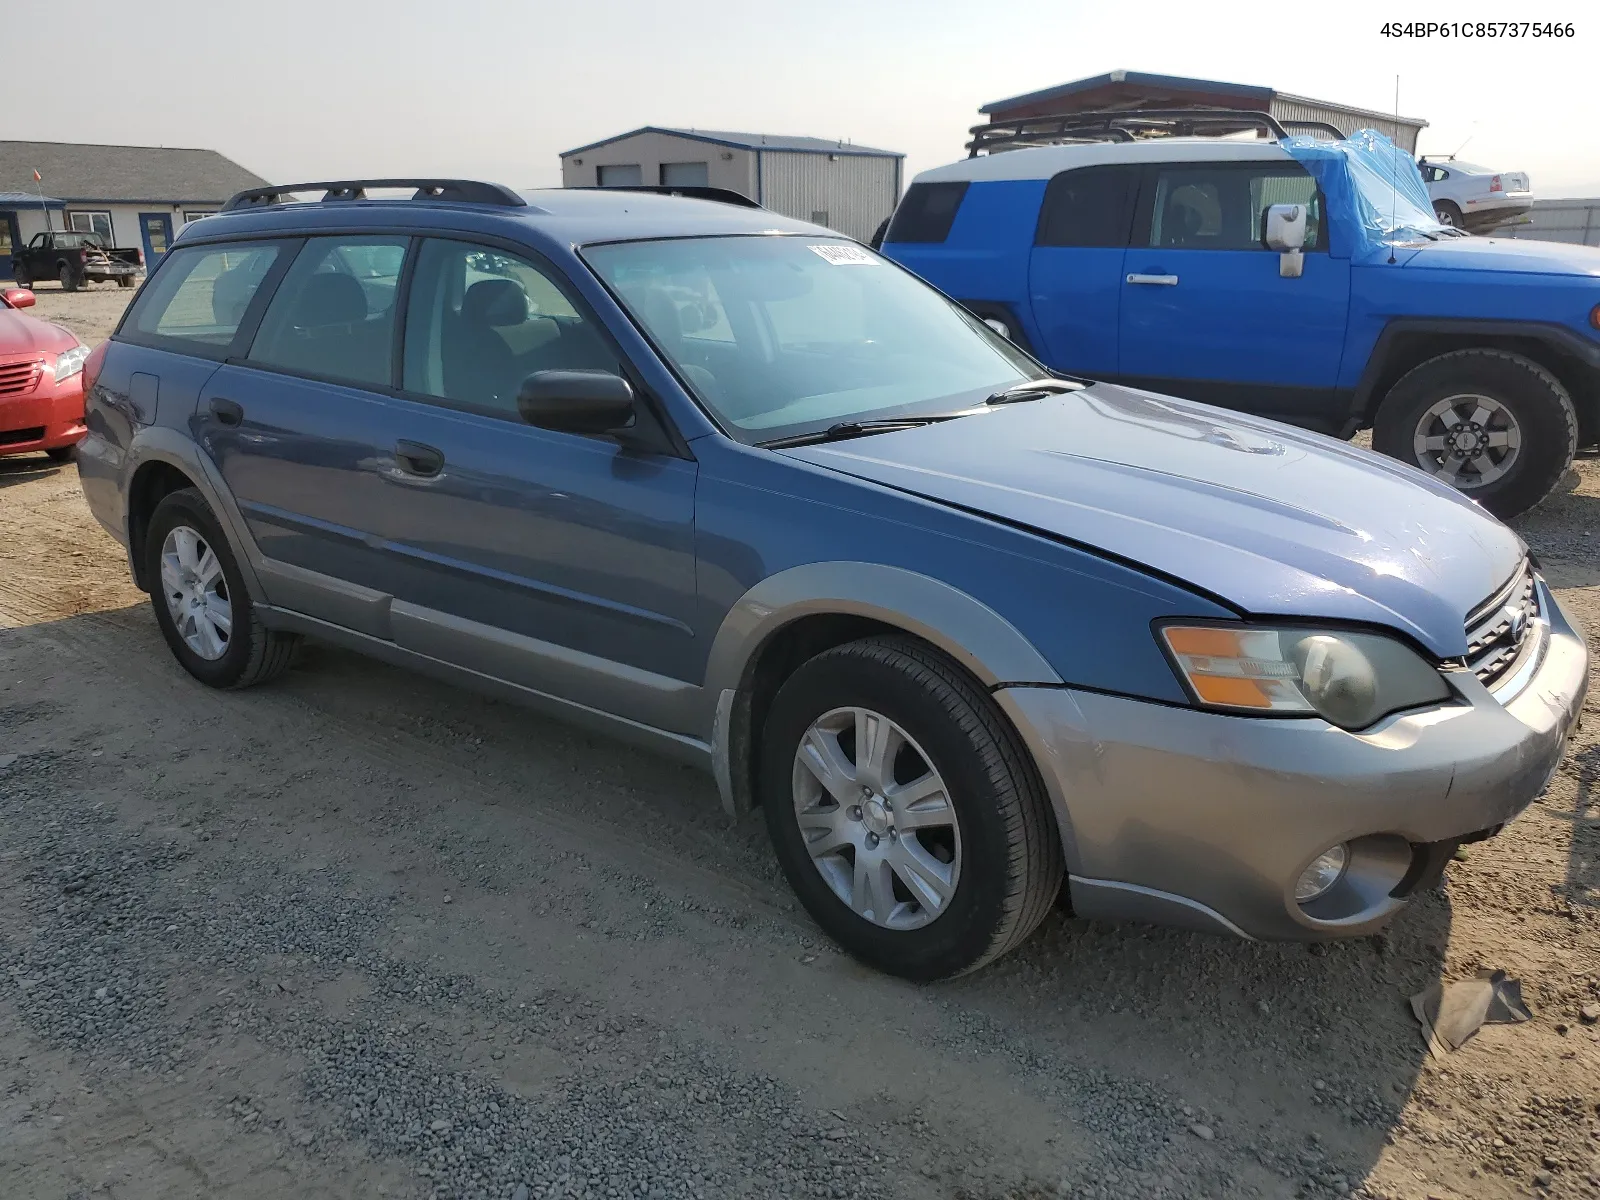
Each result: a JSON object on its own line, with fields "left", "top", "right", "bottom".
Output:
{"left": 1388, "top": 74, "right": 1400, "bottom": 265}
{"left": 1450, "top": 128, "right": 1476, "bottom": 159}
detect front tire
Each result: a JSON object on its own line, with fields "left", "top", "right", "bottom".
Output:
{"left": 45, "top": 445, "right": 76, "bottom": 463}
{"left": 12, "top": 265, "right": 29, "bottom": 288}
{"left": 760, "top": 636, "right": 1062, "bottom": 980}
{"left": 145, "top": 488, "right": 299, "bottom": 689}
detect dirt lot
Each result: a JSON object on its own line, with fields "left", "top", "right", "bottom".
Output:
{"left": 1, "top": 286, "right": 1597, "bottom": 1200}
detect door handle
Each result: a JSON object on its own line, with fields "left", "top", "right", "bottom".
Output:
{"left": 209, "top": 397, "right": 244, "bottom": 426}
{"left": 1126, "top": 273, "right": 1179, "bottom": 286}
{"left": 395, "top": 440, "right": 444, "bottom": 477}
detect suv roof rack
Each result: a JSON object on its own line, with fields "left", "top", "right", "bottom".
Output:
{"left": 567, "top": 185, "right": 763, "bottom": 209}
{"left": 965, "top": 108, "right": 1346, "bottom": 156}
{"left": 222, "top": 178, "right": 527, "bottom": 212}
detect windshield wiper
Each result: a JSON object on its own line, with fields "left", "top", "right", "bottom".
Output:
{"left": 985, "top": 378, "right": 1082, "bottom": 405}
{"left": 759, "top": 416, "right": 963, "bottom": 449}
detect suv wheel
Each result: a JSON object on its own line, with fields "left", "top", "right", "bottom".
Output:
{"left": 1373, "top": 349, "right": 1577, "bottom": 520}
{"left": 760, "top": 636, "right": 1062, "bottom": 980}
{"left": 145, "top": 488, "right": 299, "bottom": 689}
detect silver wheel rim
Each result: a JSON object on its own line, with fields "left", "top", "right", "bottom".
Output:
{"left": 160, "top": 525, "right": 233, "bottom": 661}
{"left": 1411, "top": 392, "right": 1522, "bottom": 489}
{"left": 791, "top": 706, "right": 960, "bottom": 931}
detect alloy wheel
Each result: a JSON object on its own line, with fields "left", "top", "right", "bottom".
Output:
{"left": 1411, "top": 392, "right": 1522, "bottom": 489}
{"left": 791, "top": 706, "right": 961, "bottom": 930}
{"left": 160, "top": 525, "right": 233, "bottom": 660}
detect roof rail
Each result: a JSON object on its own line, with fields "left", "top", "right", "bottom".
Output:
{"left": 966, "top": 108, "right": 1295, "bottom": 156}
{"left": 1279, "top": 119, "right": 1347, "bottom": 140}
{"left": 568, "top": 185, "right": 763, "bottom": 209}
{"left": 221, "top": 178, "right": 526, "bottom": 212}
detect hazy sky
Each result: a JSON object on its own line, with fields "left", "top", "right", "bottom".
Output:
{"left": 29, "top": 0, "right": 1599, "bottom": 197}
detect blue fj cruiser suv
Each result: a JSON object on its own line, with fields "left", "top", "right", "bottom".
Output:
{"left": 77, "top": 177, "right": 1586, "bottom": 980}
{"left": 880, "top": 111, "right": 1600, "bottom": 518}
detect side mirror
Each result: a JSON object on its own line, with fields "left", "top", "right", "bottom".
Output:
{"left": 3, "top": 287, "right": 36, "bottom": 309}
{"left": 516, "top": 370, "right": 636, "bottom": 435}
{"left": 1263, "top": 204, "right": 1307, "bottom": 278}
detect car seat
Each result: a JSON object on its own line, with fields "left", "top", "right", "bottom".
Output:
{"left": 444, "top": 278, "right": 528, "bottom": 406}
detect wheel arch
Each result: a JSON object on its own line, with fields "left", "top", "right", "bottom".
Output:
{"left": 704, "top": 562, "right": 1063, "bottom": 820}
{"left": 122, "top": 429, "right": 266, "bottom": 602}
{"left": 1354, "top": 319, "right": 1600, "bottom": 443}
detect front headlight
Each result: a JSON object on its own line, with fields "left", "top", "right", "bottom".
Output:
{"left": 54, "top": 344, "right": 90, "bottom": 383}
{"left": 1159, "top": 623, "right": 1452, "bottom": 730}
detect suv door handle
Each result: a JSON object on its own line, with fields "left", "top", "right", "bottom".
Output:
{"left": 1126, "top": 273, "right": 1179, "bottom": 286}
{"left": 395, "top": 440, "right": 444, "bottom": 477}
{"left": 209, "top": 397, "right": 244, "bottom": 426}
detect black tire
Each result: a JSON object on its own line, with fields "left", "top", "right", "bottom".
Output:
{"left": 1373, "top": 349, "right": 1577, "bottom": 520}
{"left": 145, "top": 488, "right": 299, "bottom": 689}
{"left": 760, "top": 636, "right": 1062, "bottom": 980}
{"left": 44, "top": 445, "right": 75, "bottom": 463}
{"left": 59, "top": 265, "right": 79, "bottom": 292}
{"left": 11, "top": 265, "right": 29, "bottom": 289}
{"left": 117, "top": 274, "right": 135, "bottom": 288}
{"left": 1434, "top": 201, "right": 1462, "bottom": 227}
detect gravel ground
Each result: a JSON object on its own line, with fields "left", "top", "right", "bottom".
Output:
{"left": 1, "top": 287, "right": 1597, "bottom": 1200}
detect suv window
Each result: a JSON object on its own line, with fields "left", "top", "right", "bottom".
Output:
{"left": 402, "top": 239, "right": 621, "bottom": 416}
{"left": 247, "top": 236, "right": 407, "bottom": 387}
{"left": 1146, "top": 164, "right": 1324, "bottom": 251}
{"left": 1036, "top": 166, "right": 1140, "bottom": 247}
{"left": 884, "top": 182, "right": 970, "bottom": 244}
{"left": 124, "top": 242, "right": 283, "bottom": 350}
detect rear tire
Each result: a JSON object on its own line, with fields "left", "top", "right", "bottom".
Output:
{"left": 1434, "top": 201, "right": 1462, "bottom": 227}
{"left": 1372, "top": 349, "right": 1576, "bottom": 520}
{"left": 117, "top": 274, "right": 135, "bottom": 288}
{"left": 145, "top": 488, "right": 299, "bottom": 689}
{"left": 59, "top": 265, "right": 79, "bottom": 292}
{"left": 760, "top": 636, "right": 1062, "bottom": 980}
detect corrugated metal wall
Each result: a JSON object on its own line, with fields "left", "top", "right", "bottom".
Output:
{"left": 560, "top": 133, "right": 758, "bottom": 198}
{"left": 1268, "top": 98, "right": 1424, "bottom": 152}
{"left": 758, "top": 152, "right": 899, "bottom": 241}
{"left": 1500, "top": 198, "right": 1600, "bottom": 247}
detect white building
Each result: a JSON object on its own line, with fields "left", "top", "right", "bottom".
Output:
{"left": 1, "top": 140, "right": 269, "bottom": 281}
{"left": 559, "top": 127, "right": 903, "bottom": 242}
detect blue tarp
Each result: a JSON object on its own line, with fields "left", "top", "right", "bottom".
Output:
{"left": 1281, "top": 129, "right": 1447, "bottom": 258}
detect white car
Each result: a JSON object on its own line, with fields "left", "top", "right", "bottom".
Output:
{"left": 1418, "top": 157, "right": 1533, "bottom": 231}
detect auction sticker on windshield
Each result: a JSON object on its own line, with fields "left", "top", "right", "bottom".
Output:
{"left": 810, "top": 243, "right": 878, "bottom": 266}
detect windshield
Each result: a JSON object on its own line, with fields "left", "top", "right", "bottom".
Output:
{"left": 583, "top": 236, "right": 1041, "bottom": 442}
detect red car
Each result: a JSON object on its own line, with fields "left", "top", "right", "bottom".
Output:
{"left": 1, "top": 287, "right": 90, "bottom": 462}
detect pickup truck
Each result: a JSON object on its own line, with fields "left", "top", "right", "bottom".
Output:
{"left": 11, "top": 231, "right": 143, "bottom": 291}
{"left": 880, "top": 111, "right": 1600, "bottom": 519}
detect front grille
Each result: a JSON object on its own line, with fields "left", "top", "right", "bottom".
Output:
{"left": 0, "top": 426, "right": 45, "bottom": 446}
{"left": 1464, "top": 562, "right": 1539, "bottom": 689}
{"left": 0, "top": 358, "right": 43, "bottom": 396}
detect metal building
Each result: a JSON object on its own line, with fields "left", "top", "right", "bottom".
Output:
{"left": 1499, "top": 198, "right": 1600, "bottom": 247}
{"left": 558, "top": 127, "right": 903, "bottom": 241}
{"left": 978, "top": 70, "right": 1429, "bottom": 152}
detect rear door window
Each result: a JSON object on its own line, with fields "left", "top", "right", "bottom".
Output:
{"left": 123, "top": 242, "right": 284, "bottom": 352}
{"left": 246, "top": 236, "right": 409, "bottom": 387}
{"left": 1035, "top": 166, "right": 1140, "bottom": 247}
{"left": 884, "top": 182, "right": 970, "bottom": 244}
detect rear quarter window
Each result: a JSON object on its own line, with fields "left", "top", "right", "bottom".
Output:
{"left": 884, "top": 182, "right": 970, "bottom": 244}
{"left": 122, "top": 242, "right": 284, "bottom": 354}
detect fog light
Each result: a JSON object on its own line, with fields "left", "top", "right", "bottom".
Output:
{"left": 1295, "top": 844, "right": 1349, "bottom": 902}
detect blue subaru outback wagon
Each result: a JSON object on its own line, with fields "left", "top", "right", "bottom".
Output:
{"left": 77, "top": 179, "right": 1587, "bottom": 979}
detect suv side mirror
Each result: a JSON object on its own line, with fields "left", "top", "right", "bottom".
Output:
{"left": 517, "top": 370, "right": 636, "bottom": 435}
{"left": 3, "top": 287, "right": 35, "bottom": 309}
{"left": 1263, "top": 204, "right": 1307, "bottom": 278}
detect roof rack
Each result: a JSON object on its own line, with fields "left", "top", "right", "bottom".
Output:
{"left": 569, "top": 185, "right": 763, "bottom": 209}
{"left": 966, "top": 108, "right": 1307, "bottom": 156}
{"left": 221, "top": 178, "right": 526, "bottom": 212}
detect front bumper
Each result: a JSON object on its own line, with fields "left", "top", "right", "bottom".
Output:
{"left": 0, "top": 369, "right": 86, "bottom": 456}
{"left": 997, "top": 581, "right": 1588, "bottom": 940}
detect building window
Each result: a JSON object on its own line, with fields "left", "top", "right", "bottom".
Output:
{"left": 597, "top": 164, "right": 643, "bottom": 187}
{"left": 810, "top": 211, "right": 830, "bottom": 228}
{"left": 660, "top": 162, "right": 709, "bottom": 187}
{"left": 183, "top": 211, "right": 216, "bottom": 223}
{"left": 66, "top": 210, "right": 113, "bottom": 241}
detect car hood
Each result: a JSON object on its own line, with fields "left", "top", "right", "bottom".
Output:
{"left": 1401, "top": 235, "right": 1600, "bottom": 276}
{"left": 0, "top": 308, "right": 75, "bottom": 356}
{"left": 780, "top": 385, "right": 1525, "bottom": 656}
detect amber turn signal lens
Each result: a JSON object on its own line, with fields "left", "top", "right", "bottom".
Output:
{"left": 1590, "top": 303, "right": 1600, "bottom": 332}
